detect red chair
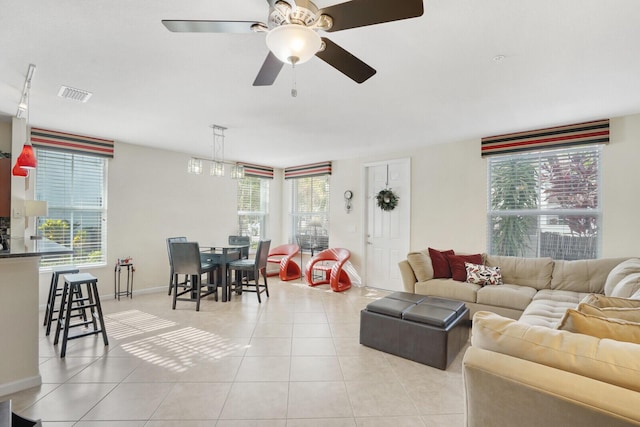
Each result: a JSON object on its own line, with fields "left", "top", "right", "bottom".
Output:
{"left": 267, "top": 244, "right": 301, "bottom": 281}
{"left": 304, "top": 248, "right": 351, "bottom": 292}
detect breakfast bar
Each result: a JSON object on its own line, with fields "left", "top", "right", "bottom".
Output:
{"left": 0, "top": 238, "right": 72, "bottom": 396}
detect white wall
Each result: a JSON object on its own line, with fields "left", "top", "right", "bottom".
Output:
{"left": 327, "top": 113, "right": 640, "bottom": 282}
{"left": 35, "top": 113, "right": 640, "bottom": 303}
{"left": 327, "top": 138, "right": 486, "bottom": 275}
{"left": 602, "top": 115, "right": 640, "bottom": 257}
{"left": 36, "top": 141, "right": 283, "bottom": 304}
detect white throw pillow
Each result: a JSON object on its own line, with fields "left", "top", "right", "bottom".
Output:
{"left": 604, "top": 258, "right": 640, "bottom": 296}
{"left": 465, "top": 262, "right": 503, "bottom": 286}
{"left": 611, "top": 272, "right": 640, "bottom": 299}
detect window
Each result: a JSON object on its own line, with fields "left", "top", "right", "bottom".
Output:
{"left": 35, "top": 149, "right": 107, "bottom": 267}
{"left": 291, "top": 175, "right": 330, "bottom": 250}
{"left": 237, "top": 176, "right": 269, "bottom": 249}
{"left": 488, "top": 146, "right": 601, "bottom": 260}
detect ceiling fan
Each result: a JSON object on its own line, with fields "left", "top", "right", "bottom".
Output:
{"left": 162, "top": 0, "right": 424, "bottom": 86}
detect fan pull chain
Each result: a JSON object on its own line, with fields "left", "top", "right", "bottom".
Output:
{"left": 291, "top": 62, "right": 298, "bottom": 97}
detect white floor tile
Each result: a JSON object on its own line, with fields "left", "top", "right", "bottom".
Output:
{"left": 3, "top": 283, "right": 471, "bottom": 426}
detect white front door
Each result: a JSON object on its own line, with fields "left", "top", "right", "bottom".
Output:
{"left": 364, "top": 158, "right": 411, "bottom": 291}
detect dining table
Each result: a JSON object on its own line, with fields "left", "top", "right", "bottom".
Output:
{"left": 200, "top": 243, "right": 249, "bottom": 302}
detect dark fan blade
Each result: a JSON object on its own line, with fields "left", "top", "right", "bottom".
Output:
{"left": 162, "top": 20, "right": 261, "bottom": 33}
{"left": 320, "top": 0, "right": 424, "bottom": 32}
{"left": 253, "top": 52, "right": 285, "bottom": 86}
{"left": 315, "top": 38, "right": 376, "bottom": 83}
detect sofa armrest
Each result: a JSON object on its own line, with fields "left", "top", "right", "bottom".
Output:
{"left": 398, "top": 260, "right": 417, "bottom": 293}
{"left": 463, "top": 347, "right": 640, "bottom": 427}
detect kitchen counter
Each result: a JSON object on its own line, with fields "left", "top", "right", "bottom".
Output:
{"left": 0, "top": 239, "right": 73, "bottom": 396}
{"left": 0, "top": 237, "right": 72, "bottom": 258}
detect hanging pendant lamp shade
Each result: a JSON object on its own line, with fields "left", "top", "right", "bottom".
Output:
{"left": 12, "top": 162, "right": 28, "bottom": 177}
{"left": 16, "top": 143, "right": 37, "bottom": 169}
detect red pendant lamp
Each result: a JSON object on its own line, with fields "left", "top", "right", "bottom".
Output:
{"left": 12, "top": 63, "right": 37, "bottom": 176}
{"left": 16, "top": 143, "right": 37, "bottom": 169}
{"left": 12, "top": 162, "right": 28, "bottom": 177}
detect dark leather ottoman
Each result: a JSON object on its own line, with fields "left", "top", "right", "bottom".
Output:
{"left": 360, "top": 292, "right": 470, "bottom": 369}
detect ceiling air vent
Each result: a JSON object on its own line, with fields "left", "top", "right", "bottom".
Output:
{"left": 57, "top": 85, "right": 93, "bottom": 103}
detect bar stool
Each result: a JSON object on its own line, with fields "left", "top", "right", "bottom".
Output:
{"left": 54, "top": 273, "right": 109, "bottom": 358}
{"left": 43, "top": 266, "right": 81, "bottom": 336}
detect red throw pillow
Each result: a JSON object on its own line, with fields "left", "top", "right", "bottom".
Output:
{"left": 446, "top": 253, "right": 483, "bottom": 282}
{"left": 428, "top": 248, "right": 455, "bottom": 278}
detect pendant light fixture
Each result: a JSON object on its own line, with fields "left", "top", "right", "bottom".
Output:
{"left": 210, "top": 125, "right": 225, "bottom": 177}
{"left": 12, "top": 163, "right": 28, "bottom": 177}
{"left": 187, "top": 125, "right": 245, "bottom": 179}
{"left": 13, "top": 64, "right": 37, "bottom": 176}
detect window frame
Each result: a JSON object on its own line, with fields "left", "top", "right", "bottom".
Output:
{"left": 35, "top": 148, "right": 108, "bottom": 270}
{"left": 236, "top": 175, "right": 270, "bottom": 249}
{"left": 290, "top": 174, "right": 330, "bottom": 249}
{"left": 487, "top": 145, "right": 602, "bottom": 260}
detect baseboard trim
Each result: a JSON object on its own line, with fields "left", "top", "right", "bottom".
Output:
{"left": 0, "top": 375, "right": 42, "bottom": 398}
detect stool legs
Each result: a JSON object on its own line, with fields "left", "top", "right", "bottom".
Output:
{"left": 54, "top": 275, "right": 108, "bottom": 358}
{"left": 44, "top": 268, "right": 81, "bottom": 336}
{"left": 43, "top": 272, "right": 58, "bottom": 326}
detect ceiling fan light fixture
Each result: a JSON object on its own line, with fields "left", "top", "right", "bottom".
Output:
{"left": 266, "top": 24, "right": 321, "bottom": 65}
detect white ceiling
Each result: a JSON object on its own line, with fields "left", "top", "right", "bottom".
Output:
{"left": 1, "top": 0, "right": 640, "bottom": 168}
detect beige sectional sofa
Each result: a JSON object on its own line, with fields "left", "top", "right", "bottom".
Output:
{"left": 399, "top": 250, "right": 640, "bottom": 426}
{"left": 464, "top": 311, "right": 640, "bottom": 427}
{"left": 399, "top": 251, "right": 635, "bottom": 324}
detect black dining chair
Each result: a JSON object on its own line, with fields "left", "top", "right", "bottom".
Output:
{"left": 170, "top": 242, "right": 219, "bottom": 311}
{"left": 228, "top": 235, "right": 251, "bottom": 259}
{"left": 166, "top": 236, "right": 187, "bottom": 295}
{"left": 167, "top": 236, "right": 219, "bottom": 295}
{"left": 228, "top": 239, "right": 271, "bottom": 303}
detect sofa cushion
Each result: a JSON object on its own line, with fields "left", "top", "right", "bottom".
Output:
{"left": 577, "top": 302, "right": 640, "bottom": 323}
{"left": 581, "top": 294, "right": 640, "bottom": 308}
{"left": 557, "top": 309, "right": 640, "bottom": 344}
{"left": 476, "top": 284, "right": 536, "bottom": 311}
{"left": 407, "top": 251, "right": 433, "bottom": 282}
{"left": 519, "top": 289, "right": 589, "bottom": 328}
{"left": 552, "top": 258, "right": 628, "bottom": 294}
{"left": 415, "top": 278, "right": 480, "bottom": 304}
{"left": 428, "top": 248, "right": 454, "bottom": 278}
{"left": 465, "top": 263, "right": 503, "bottom": 286}
{"left": 471, "top": 311, "right": 640, "bottom": 393}
{"left": 604, "top": 258, "right": 640, "bottom": 296}
{"left": 485, "top": 255, "right": 553, "bottom": 290}
{"left": 446, "top": 253, "right": 483, "bottom": 282}
{"left": 610, "top": 273, "right": 640, "bottom": 299}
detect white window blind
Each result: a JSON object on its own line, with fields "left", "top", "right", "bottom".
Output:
{"left": 487, "top": 145, "right": 601, "bottom": 260}
{"left": 35, "top": 149, "right": 107, "bottom": 267}
{"left": 237, "top": 176, "right": 270, "bottom": 249}
{"left": 291, "top": 175, "right": 330, "bottom": 250}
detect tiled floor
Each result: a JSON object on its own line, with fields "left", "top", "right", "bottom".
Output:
{"left": 6, "top": 279, "right": 469, "bottom": 426}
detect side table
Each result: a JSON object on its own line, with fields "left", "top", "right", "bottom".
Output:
{"left": 114, "top": 260, "right": 134, "bottom": 300}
